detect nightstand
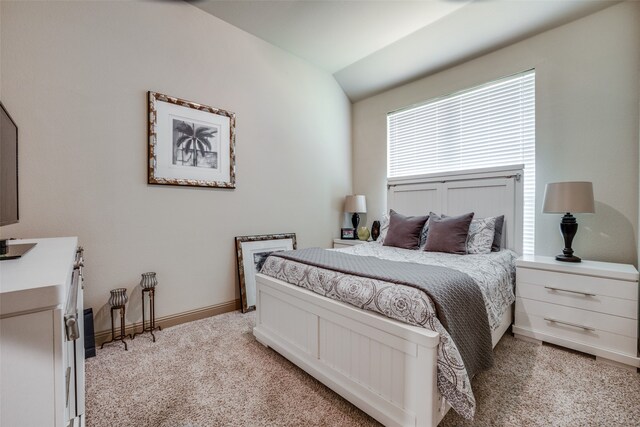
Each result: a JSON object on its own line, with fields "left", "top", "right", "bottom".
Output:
{"left": 333, "top": 239, "right": 368, "bottom": 249}
{"left": 513, "top": 255, "right": 639, "bottom": 369}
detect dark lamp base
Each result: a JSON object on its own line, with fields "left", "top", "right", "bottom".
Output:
{"left": 555, "top": 212, "right": 582, "bottom": 263}
{"left": 555, "top": 254, "right": 582, "bottom": 263}
{"left": 351, "top": 212, "right": 360, "bottom": 230}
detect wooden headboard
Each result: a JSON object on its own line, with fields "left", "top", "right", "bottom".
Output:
{"left": 387, "top": 165, "right": 524, "bottom": 254}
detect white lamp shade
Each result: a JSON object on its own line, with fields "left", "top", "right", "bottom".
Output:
{"left": 344, "top": 195, "right": 367, "bottom": 213}
{"left": 543, "top": 182, "right": 595, "bottom": 214}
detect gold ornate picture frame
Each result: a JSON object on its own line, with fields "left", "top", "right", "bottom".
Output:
{"left": 235, "top": 233, "right": 297, "bottom": 313}
{"left": 147, "top": 91, "right": 236, "bottom": 188}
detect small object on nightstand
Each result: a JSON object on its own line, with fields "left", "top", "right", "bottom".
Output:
{"left": 341, "top": 227, "right": 355, "bottom": 240}
{"left": 133, "top": 272, "right": 162, "bottom": 342}
{"left": 357, "top": 227, "right": 370, "bottom": 241}
{"left": 542, "top": 181, "right": 595, "bottom": 262}
{"left": 101, "top": 288, "right": 132, "bottom": 350}
{"left": 344, "top": 195, "right": 367, "bottom": 230}
{"left": 371, "top": 221, "right": 381, "bottom": 241}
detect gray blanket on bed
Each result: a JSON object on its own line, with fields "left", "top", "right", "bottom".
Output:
{"left": 269, "top": 247, "right": 493, "bottom": 378}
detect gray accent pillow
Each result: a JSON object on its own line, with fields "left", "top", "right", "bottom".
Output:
{"left": 467, "top": 217, "right": 496, "bottom": 254}
{"left": 383, "top": 210, "right": 429, "bottom": 250}
{"left": 424, "top": 212, "right": 474, "bottom": 254}
{"left": 492, "top": 215, "right": 505, "bottom": 251}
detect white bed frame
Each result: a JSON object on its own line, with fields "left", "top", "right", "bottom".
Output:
{"left": 254, "top": 165, "right": 524, "bottom": 427}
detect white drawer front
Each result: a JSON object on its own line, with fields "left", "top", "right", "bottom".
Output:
{"left": 517, "top": 267, "right": 638, "bottom": 301}
{"left": 333, "top": 243, "right": 350, "bottom": 249}
{"left": 516, "top": 282, "right": 637, "bottom": 319}
{"left": 515, "top": 298, "right": 637, "bottom": 356}
{"left": 516, "top": 298, "right": 637, "bottom": 338}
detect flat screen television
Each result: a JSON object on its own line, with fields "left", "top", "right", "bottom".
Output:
{"left": 1, "top": 102, "right": 18, "bottom": 226}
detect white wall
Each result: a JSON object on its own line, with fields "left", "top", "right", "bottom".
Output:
{"left": 352, "top": 1, "right": 640, "bottom": 265}
{"left": 0, "top": 0, "right": 352, "bottom": 331}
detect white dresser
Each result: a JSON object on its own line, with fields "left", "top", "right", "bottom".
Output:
{"left": 513, "top": 255, "right": 639, "bottom": 368}
{"left": 0, "top": 237, "right": 85, "bottom": 427}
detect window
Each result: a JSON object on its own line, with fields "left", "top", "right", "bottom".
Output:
{"left": 387, "top": 70, "right": 535, "bottom": 254}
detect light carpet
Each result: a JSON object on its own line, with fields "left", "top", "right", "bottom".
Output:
{"left": 86, "top": 311, "right": 640, "bottom": 426}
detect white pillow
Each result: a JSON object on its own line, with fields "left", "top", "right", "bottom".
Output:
{"left": 418, "top": 217, "right": 431, "bottom": 250}
{"left": 466, "top": 217, "right": 497, "bottom": 254}
{"left": 376, "top": 213, "right": 391, "bottom": 244}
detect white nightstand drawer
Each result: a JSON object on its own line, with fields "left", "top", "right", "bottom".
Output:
{"left": 516, "top": 281, "right": 637, "bottom": 319}
{"left": 517, "top": 267, "right": 638, "bottom": 301}
{"left": 514, "top": 313, "right": 638, "bottom": 357}
{"left": 516, "top": 298, "right": 637, "bottom": 339}
{"left": 515, "top": 298, "right": 637, "bottom": 357}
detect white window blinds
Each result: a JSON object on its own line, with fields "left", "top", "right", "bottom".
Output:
{"left": 387, "top": 70, "right": 535, "bottom": 254}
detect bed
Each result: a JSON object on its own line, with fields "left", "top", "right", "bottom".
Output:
{"left": 253, "top": 165, "right": 524, "bottom": 427}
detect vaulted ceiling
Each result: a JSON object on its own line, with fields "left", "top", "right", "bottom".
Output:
{"left": 192, "top": 0, "right": 617, "bottom": 101}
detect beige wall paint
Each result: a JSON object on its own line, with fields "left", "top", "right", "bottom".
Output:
{"left": 0, "top": 1, "right": 351, "bottom": 331}
{"left": 352, "top": 2, "right": 640, "bottom": 265}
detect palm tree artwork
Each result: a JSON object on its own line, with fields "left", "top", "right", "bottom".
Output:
{"left": 172, "top": 120, "right": 218, "bottom": 168}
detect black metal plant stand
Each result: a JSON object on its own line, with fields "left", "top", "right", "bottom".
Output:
{"left": 132, "top": 287, "right": 161, "bottom": 342}
{"left": 101, "top": 304, "right": 132, "bottom": 350}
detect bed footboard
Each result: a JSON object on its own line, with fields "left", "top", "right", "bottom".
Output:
{"left": 253, "top": 273, "right": 447, "bottom": 427}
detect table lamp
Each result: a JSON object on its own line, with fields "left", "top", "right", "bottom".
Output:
{"left": 543, "top": 181, "right": 595, "bottom": 262}
{"left": 344, "top": 195, "right": 367, "bottom": 230}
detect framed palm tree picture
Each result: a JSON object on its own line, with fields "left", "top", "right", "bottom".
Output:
{"left": 148, "top": 91, "right": 236, "bottom": 188}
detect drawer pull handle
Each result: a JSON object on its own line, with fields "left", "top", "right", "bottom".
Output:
{"left": 65, "top": 366, "right": 71, "bottom": 407}
{"left": 544, "top": 286, "right": 595, "bottom": 297}
{"left": 544, "top": 317, "right": 596, "bottom": 332}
